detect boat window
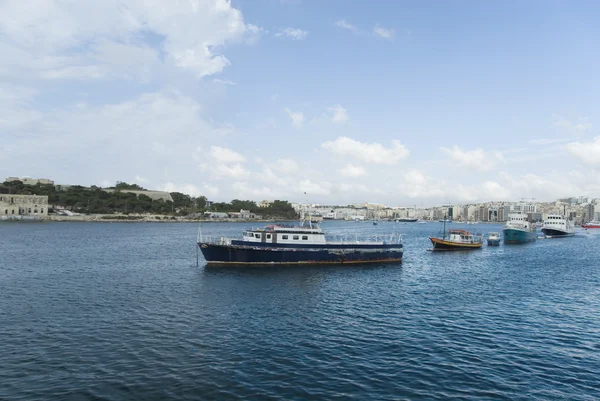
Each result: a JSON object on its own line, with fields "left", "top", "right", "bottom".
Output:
{"left": 267, "top": 234, "right": 271, "bottom": 239}
{"left": 302, "top": 235, "right": 308, "bottom": 240}
{"left": 282, "top": 235, "right": 288, "bottom": 239}
{"left": 293, "top": 235, "right": 299, "bottom": 240}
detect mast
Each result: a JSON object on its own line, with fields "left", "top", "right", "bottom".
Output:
{"left": 443, "top": 214, "right": 447, "bottom": 240}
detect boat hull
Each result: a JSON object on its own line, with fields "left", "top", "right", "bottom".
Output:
{"left": 198, "top": 243, "right": 403, "bottom": 265}
{"left": 429, "top": 237, "right": 482, "bottom": 251}
{"left": 541, "top": 228, "right": 575, "bottom": 238}
{"left": 502, "top": 228, "right": 537, "bottom": 244}
{"left": 582, "top": 224, "right": 600, "bottom": 229}
{"left": 487, "top": 239, "right": 500, "bottom": 246}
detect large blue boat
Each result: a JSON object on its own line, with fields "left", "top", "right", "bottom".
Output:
{"left": 502, "top": 213, "right": 537, "bottom": 244}
{"left": 197, "top": 221, "right": 403, "bottom": 265}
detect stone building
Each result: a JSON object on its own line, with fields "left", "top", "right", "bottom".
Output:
{"left": 0, "top": 194, "right": 49, "bottom": 217}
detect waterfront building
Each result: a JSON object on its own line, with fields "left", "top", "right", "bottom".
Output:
{"left": 0, "top": 194, "right": 49, "bottom": 217}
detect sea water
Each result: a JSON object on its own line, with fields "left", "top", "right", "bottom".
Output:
{"left": 1, "top": 221, "right": 599, "bottom": 400}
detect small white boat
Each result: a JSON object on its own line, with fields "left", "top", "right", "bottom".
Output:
{"left": 487, "top": 232, "right": 501, "bottom": 246}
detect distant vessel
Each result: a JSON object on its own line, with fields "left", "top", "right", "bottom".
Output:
{"left": 487, "top": 232, "right": 501, "bottom": 246}
{"left": 396, "top": 217, "right": 418, "bottom": 222}
{"left": 197, "top": 219, "right": 403, "bottom": 265}
{"left": 503, "top": 213, "right": 537, "bottom": 244}
{"left": 541, "top": 214, "right": 575, "bottom": 238}
{"left": 582, "top": 220, "right": 600, "bottom": 229}
{"left": 429, "top": 218, "right": 483, "bottom": 251}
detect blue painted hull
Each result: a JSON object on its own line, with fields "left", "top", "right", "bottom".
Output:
{"left": 198, "top": 242, "right": 403, "bottom": 265}
{"left": 487, "top": 239, "right": 500, "bottom": 246}
{"left": 502, "top": 228, "right": 537, "bottom": 244}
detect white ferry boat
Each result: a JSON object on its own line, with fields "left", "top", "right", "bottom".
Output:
{"left": 541, "top": 215, "right": 575, "bottom": 238}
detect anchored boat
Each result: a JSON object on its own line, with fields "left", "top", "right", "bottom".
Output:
{"left": 487, "top": 232, "right": 501, "bottom": 246}
{"left": 582, "top": 220, "right": 600, "bottom": 229}
{"left": 541, "top": 214, "right": 575, "bottom": 238}
{"left": 429, "top": 218, "right": 483, "bottom": 251}
{"left": 197, "top": 220, "right": 403, "bottom": 265}
{"left": 503, "top": 213, "right": 537, "bottom": 244}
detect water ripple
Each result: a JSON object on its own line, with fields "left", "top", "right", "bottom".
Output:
{"left": 1, "top": 221, "right": 599, "bottom": 400}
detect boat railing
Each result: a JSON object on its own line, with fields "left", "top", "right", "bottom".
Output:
{"left": 199, "top": 235, "right": 232, "bottom": 246}
{"left": 198, "top": 233, "right": 404, "bottom": 245}
{"left": 325, "top": 233, "right": 404, "bottom": 245}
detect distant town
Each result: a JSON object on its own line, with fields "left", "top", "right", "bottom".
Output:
{"left": 1, "top": 176, "right": 599, "bottom": 224}
{"left": 295, "top": 197, "right": 599, "bottom": 225}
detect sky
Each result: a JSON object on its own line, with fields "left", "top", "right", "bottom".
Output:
{"left": 1, "top": 0, "right": 600, "bottom": 207}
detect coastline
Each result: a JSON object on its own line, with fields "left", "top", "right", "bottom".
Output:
{"left": 0, "top": 214, "right": 285, "bottom": 223}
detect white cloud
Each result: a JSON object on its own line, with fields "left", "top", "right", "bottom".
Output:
{"left": 299, "top": 179, "right": 331, "bottom": 196}
{"left": 0, "top": 90, "right": 241, "bottom": 190}
{"left": 373, "top": 25, "right": 395, "bottom": 40}
{"left": 284, "top": 107, "right": 305, "bottom": 128}
{"left": 0, "top": 0, "right": 258, "bottom": 80}
{"left": 231, "top": 181, "right": 277, "bottom": 198}
{"left": 552, "top": 115, "right": 592, "bottom": 134}
{"left": 336, "top": 183, "right": 370, "bottom": 193}
{"left": 277, "top": 158, "right": 299, "bottom": 174}
{"left": 321, "top": 136, "right": 409, "bottom": 164}
{"left": 209, "top": 163, "right": 251, "bottom": 180}
{"left": 402, "top": 169, "right": 427, "bottom": 185}
{"left": 440, "top": 146, "right": 501, "bottom": 172}
{"left": 135, "top": 175, "right": 149, "bottom": 184}
{"left": 565, "top": 136, "right": 600, "bottom": 166}
{"left": 212, "top": 78, "right": 237, "bottom": 85}
{"left": 334, "top": 19, "right": 358, "bottom": 32}
{"left": 338, "top": 164, "right": 367, "bottom": 177}
{"left": 209, "top": 146, "right": 246, "bottom": 164}
{"left": 275, "top": 27, "right": 308, "bottom": 40}
{"left": 327, "top": 105, "right": 349, "bottom": 124}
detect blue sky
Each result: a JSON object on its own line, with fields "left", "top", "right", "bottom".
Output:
{"left": 1, "top": 0, "right": 600, "bottom": 206}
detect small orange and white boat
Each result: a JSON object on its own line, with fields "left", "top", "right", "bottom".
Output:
{"left": 429, "top": 220, "right": 483, "bottom": 251}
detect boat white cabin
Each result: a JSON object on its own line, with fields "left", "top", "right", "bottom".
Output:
{"left": 241, "top": 224, "right": 327, "bottom": 245}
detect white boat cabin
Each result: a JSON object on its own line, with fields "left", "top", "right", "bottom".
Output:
{"left": 542, "top": 215, "right": 574, "bottom": 230}
{"left": 505, "top": 213, "right": 533, "bottom": 230}
{"left": 446, "top": 229, "right": 483, "bottom": 244}
{"left": 242, "top": 225, "right": 327, "bottom": 245}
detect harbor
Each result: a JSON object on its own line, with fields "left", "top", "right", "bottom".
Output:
{"left": 1, "top": 220, "right": 599, "bottom": 401}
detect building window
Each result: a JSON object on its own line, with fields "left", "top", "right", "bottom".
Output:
{"left": 302, "top": 236, "right": 308, "bottom": 240}
{"left": 4, "top": 209, "right": 6, "bottom": 214}
{"left": 41, "top": 209, "right": 44, "bottom": 213}
{"left": 11, "top": 210, "right": 14, "bottom": 214}
{"left": 28, "top": 208, "right": 31, "bottom": 213}
{"left": 282, "top": 235, "right": 288, "bottom": 240}
{"left": 293, "top": 235, "right": 299, "bottom": 240}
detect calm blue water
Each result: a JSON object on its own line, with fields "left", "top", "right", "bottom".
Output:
{"left": 1, "top": 220, "right": 599, "bottom": 400}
